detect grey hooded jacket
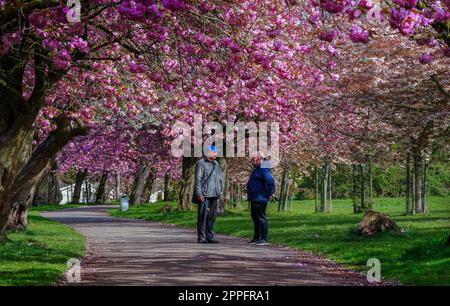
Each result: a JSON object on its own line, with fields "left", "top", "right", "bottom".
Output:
{"left": 194, "top": 158, "right": 223, "bottom": 198}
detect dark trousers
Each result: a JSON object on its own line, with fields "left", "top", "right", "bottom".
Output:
{"left": 197, "top": 197, "right": 218, "bottom": 240}
{"left": 250, "top": 201, "right": 268, "bottom": 241}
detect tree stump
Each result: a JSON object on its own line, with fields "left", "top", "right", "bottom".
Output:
{"left": 158, "top": 204, "right": 172, "bottom": 213}
{"left": 357, "top": 211, "right": 403, "bottom": 237}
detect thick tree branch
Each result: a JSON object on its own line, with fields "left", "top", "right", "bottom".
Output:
{"left": 13, "top": 115, "right": 89, "bottom": 187}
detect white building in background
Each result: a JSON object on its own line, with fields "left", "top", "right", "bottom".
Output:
{"left": 59, "top": 182, "right": 97, "bottom": 204}
{"left": 59, "top": 185, "right": 73, "bottom": 204}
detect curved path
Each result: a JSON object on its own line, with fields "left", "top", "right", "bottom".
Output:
{"left": 42, "top": 206, "right": 370, "bottom": 286}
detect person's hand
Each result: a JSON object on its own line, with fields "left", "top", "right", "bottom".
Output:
{"left": 198, "top": 195, "right": 205, "bottom": 202}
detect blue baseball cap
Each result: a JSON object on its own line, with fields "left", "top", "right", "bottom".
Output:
{"left": 207, "top": 145, "right": 219, "bottom": 153}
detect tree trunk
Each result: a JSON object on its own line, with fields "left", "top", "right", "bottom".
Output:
{"left": 318, "top": 162, "right": 329, "bottom": 212}
{"left": 315, "top": 165, "right": 319, "bottom": 213}
{"left": 0, "top": 85, "right": 35, "bottom": 235}
{"left": 278, "top": 168, "right": 288, "bottom": 212}
{"left": 232, "top": 183, "right": 242, "bottom": 208}
{"left": 7, "top": 165, "right": 49, "bottom": 230}
{"left": 7, "top": 204, "right": 29, "bottom": 231}
{"left": 6, "top": 118, "right": 87, "bottom": 231}
{"left": 130, "top": 162, "right": 153, "bottom": 206}
{"left": 405, "top": 154, "right": 411, "bottom": 215}
{"left": 84, "top": 179, "right": 91, "bottom": 203}
{"left": 104, "top": 185, "right": 110, "bottom": 204}
{"left": 422, "top": 161, "right": 427, "bottom": 213}
{"left": 287, "top": 178, "right": 292, "bottom": 210}
{"left": 224, "top": 175, "right": 231, "bottom": 208}
{"left": 163, "top": 171, "right": 171, "bottom": 201}
{"left": 73, "top": 169, "right": 87, "bottom": 203}
{"left": 115, "top": 173, "right": 121, "bottom": 200}
{"left": 368, "top": 158, "right": 373, "bottom": 209}
{"left": 32, "top": 183, "right": 40, "bottom": 206}
{"left": 47, "top": 161, "right": 60, "bottom": 205}
{"left": 413, "top": 150, "right": 423, "bottom": 213}
{"left": 0, "top": 116, "right": 36, "bottom": 236}
{"left": 352, "top": 164, "right": 358, "bottom": 213}
{"left": 6, "top": 131, "right": 34, "bottom": 230}
{"left": 284, "top": 177, "right": 290, "bottom": 211}
{"left": 285, "top": 179, "right": 290, "bottom": 211}
{"left": 326, "top": 164, "right": 332, "bottom": 212}
{"left": 360, "top": 163, "right": 365, "bottom": 210}
{"left": 95, "top": 172, "right": 108, "bottom": 204}
{"left": 217, "top": 157, "right": 227, "bottom": 214}
{"left": 0, "top": 39, "right": 71, "bottom": 237}
{"left": 238, "top": 184, "right": 242, "bottom": 208}
{"left": 178, "top": 157, "right": 197, "bottom": 210}
{"left": 230, "top": 183, "right": 234, "bottom": 207}
{"left": 1, "top": 115, "right": 88, "bottom": 235}
{"left": 411, "top": 163, "right": 415, "bottom": 215}
{"left": 231, "top": 183, "right": 236, "bottom": 208}
{"left": 143, "top": 167, "right": 156, "bottom": 203}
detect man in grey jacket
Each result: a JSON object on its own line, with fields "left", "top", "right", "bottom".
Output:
{"left": 194, "top": 145, "right": 223, "bottom": 243}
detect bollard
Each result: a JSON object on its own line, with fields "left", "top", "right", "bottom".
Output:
{"left": 120, "top": 195, "right": 129, "bottom": 212}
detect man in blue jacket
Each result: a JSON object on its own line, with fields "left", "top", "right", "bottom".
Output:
{"left": 246, "top": 153, "right": 275, "bottom": 246}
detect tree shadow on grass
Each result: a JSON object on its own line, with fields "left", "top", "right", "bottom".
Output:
{"left": 0, "top": 214, "right": 84, "bottom": 286}
{"left": 0, "top": 238, "right": 83, "bottom": 265}
{"left": 252, "top": 214, "right": 362, "bottom": 230}
{"left": 397, "top": 216, "right": 450, "bottom": 223}
{"left": 400, "top": 235, "right": 450, "bottom": 261}
{"left": 0, "top": 267, "right": 64, "bottom": 286}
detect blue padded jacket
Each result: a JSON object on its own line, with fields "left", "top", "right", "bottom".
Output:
{"left": 246, "top": 166, "right": 275, "bottom": 202}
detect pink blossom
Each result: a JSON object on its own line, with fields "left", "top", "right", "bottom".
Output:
{"left": 418, "top": 52, "right": 433, "bottom": 64}
{"left": 349, "top": 25, "right": 369, "bottom": 43}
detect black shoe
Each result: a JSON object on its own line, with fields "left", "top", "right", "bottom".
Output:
{"left": 255, "top": 240, "right": 268, "bottom": 246}
{"left": 248, "top": 239, "right": 258, "bottom": 244}
{"left": 206, "top": 238, "right": 220, "bottom": 243}
{"left": 198, "top": 238, "right": 208, "bottom": 243}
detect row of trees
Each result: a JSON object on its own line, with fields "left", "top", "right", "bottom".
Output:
{"left": 1, "top": 0, "right": 449, "bottom": 242}
{"left": 295, "top": 156, "right": 449, "bottom": 198}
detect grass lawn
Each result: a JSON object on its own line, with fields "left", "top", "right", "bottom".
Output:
{"left": 0, "top": 205, "right": 85, "bottom": 286}
{"left": 110, "top": 196, "right": 450, "bottom": 285}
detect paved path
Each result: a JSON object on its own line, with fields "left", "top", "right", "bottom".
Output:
{"left": 42, "top": 206, "right": 370, "bottom": 286}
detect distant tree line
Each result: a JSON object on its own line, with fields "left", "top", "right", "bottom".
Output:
{"left": 296, "top": 161, "right": 449, "bottom": 201}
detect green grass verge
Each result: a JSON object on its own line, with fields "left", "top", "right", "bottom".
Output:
{"left": 0, "top": 205, "right": 86, "bottom": 286}
{"left": 109, "top": 196, "right": 450, "bottom": 285}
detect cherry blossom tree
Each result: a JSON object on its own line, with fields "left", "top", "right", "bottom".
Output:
{"left": 1, "top": 0, "right": 448, "bottom": 240}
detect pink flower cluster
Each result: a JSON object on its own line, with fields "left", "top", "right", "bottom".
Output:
{"left": 418, "top": 52, "right": 433, "bottom": 64}
{"left": 69, "top": 38, "right": 90, "bottom": 54}
{"left": 349, "top": 25, "right": 369, "bottom": 43}
{"left": 389, "top": 8, "right": 426, "bottom": 36}
{"left": 118, "top": 0, "right": 166, "bottom": 22}
{"left": 128, "top": 61, "right": 147, "bottom": 73}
